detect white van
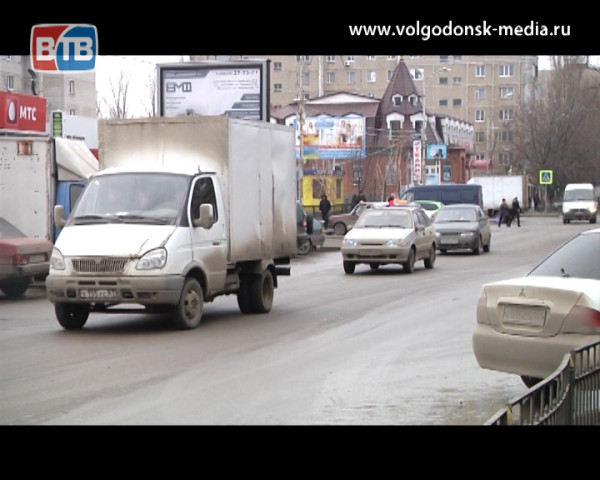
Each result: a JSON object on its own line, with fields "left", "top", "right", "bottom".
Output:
{"left": 562, "top": 183, "right": 598, "bottom": 224}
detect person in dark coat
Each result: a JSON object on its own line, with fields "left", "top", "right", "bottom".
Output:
{"left": 319, "top": 194, "right": 331, "bottom": 228}
{"left": 510, "top": 197, "right": 521, "bottom": 227}
{"left": 499, "top": 198, "right": 511, "bottom": 227}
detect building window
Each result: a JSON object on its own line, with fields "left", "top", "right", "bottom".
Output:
{"left": 499, "top": 109, "right": 514, "bottom": 121}
{"left": 453, "top": 98, "right": 462, "bottom": 107}
{"left": 296, "top": 55, "right": 310, "bottom": 63}
{"left": 297, "top": 72, "right": 310, "bottom": 86}
{"left": 439, "top": 77, "right": 449, "bottom": 85}
{"left": 499, "top": 86, "right": 514, "bottom": 99}
{"left": 326, "top": 72, "right": 335, "bottom": 84}
{"left": 69, "top": 80, "right": 75, "bottom": 95}
{"left": 499, "top": 64, "right": 514, "bottom": 77}
{"left": 410, "top": 68, "right": 424, "bottom": 80}
{"left": 439, "top": 55, "right": 449, "bottom": 63}
{"left": 326, "top": 56, "right": 335, "bottom": 63}
{"left": 498, "top": 130, "right": 512, "bottom": 142}
{"left": 475, "top": 131, "right": 485, "bottom": 142}
{"left": 452, "top": 76, "right": 462, "bottom": 85}
{"left": 274, "top": 83, "right": 282, "bottom": 92}
{"left": 498, "top": 152, "right": 511, "bottom": 165}
{"left": 475, "top": 110, "right": 485, "bottom": 122}
{"left": 475, "top": 87, "right": 485, "bottom": 100}
{"left": 273, "top": 62, "right": 282, "bottom": 70}
{"left": 387, "top": 55, "right": 397, "bottom": 60}
{"left": 439, "top": 99, "right": 448, "bottom": 107}
{"left": 347, "top": 71, "right": 356, "bottom": 83}
{"left": 6, "top": 74, "right": 14, "bottom": 90}
{"left": 392, "top": 94, "right": 402, "bottom": 106}
{"left": 367, "top": 55, "right": 376, "bottom": 60}
{"left": 475, "top": 65, "right": 485, "bottom": 77}
{"left": 387, "top": 70, "right": 394, "bottom": 81}
{"left": 346, "top": 56, "right": 355, "bottom": 63}
{"left": 367, "top": 71, "right": 376, "bottom": 82}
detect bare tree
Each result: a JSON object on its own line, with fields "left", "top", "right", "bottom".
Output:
{"left": 98, "top": 70, "right": 132, "bottom": 119}
{"left": 510, "top": 56, "right": 600, "bottom": 199}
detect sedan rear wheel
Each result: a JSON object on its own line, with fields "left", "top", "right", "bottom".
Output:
{"left": 424, "top": 245, "right": 436, "bottom": 269}
{"left": 333, "top": 223, "right": 347, "bottom": 236}
{"left": 343, "top": 261, "right": 355, "bottom": 274}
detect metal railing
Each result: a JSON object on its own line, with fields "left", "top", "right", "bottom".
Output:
{"left": 486, "top": 340, "right": 600, "bottom": 425}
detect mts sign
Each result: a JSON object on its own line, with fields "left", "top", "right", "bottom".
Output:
{"left": 0, "top": 91, "right": 47, "bottom": 132}
{"left": 31, "top": 24, "right": 97, "bottom": 72}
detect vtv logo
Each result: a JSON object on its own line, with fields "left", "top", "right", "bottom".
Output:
{"left": 31, "top": 24, "right": 97, "bottom": 72}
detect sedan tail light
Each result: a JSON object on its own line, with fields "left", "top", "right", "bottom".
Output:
{"left": 562, "top": 306, "right": 600, "bottom": 334}
{"left": 13, "top": 254, "right": 30, "bottom": 266}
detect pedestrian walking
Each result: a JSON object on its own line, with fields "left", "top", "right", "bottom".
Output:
{"left": 498, "top": 198, "right": 511, "bottom": 227}
{"left": 319, "top": 194, "right": 331, "bottom": 228}
{"left": 510, "top": 197, "right": 521, "bottom": 227}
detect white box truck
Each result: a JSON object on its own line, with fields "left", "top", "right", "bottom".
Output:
{"left": 467, "top": 175, "right": 529, "bottom": 216}
{"left": 46, "top": 116, "right": 297, "bottom": 330}
{"left": 0, "top": 136, "right": 98, "bottom": 241}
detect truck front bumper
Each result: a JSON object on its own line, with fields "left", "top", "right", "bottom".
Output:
{"left": 46, "top": 274, "right": 185, "bottom": 305}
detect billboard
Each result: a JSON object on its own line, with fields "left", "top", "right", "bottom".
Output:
{"left": 295, "top": 116, "right": 365, "bottom": 160}
{"left": 426, "top": 143, "right": 447, "bottom": 160}
{"left": 0, "top": 90, "right": 47, "bottom": 133}
{"left": 157, "top": 60, "right": 270, "bottom": 121}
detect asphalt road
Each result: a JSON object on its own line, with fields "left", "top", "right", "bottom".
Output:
{"left": 0, "top": 214, "right": 594, "bottom": 425}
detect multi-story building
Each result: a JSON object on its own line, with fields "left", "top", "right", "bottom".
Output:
{"left": 192, "top": 55, "right": 539, "bottom": 173}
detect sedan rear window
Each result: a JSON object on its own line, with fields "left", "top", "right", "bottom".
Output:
{"left": 528, "top": 232, "right": 600, "bottom": 280}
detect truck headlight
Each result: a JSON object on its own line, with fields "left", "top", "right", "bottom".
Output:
{"left": 136, "top": 248, "right": 167, "bottom": 270}
{"left": 50, "top": 248, "right": 66, "bottom": 270}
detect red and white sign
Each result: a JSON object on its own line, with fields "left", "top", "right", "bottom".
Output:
{"left": 0, "top": 91, "right": 47, "bottom": 133}
{"left": 413, "top": 139, "right": 422, "bottom": 182}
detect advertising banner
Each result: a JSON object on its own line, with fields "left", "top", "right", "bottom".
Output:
{"left": 157, "top": 61, "right": 269, "bottom": 121}
{"left": 295, "top": 116, "right": 365, "bottom": 160}
{"left": 0, "top": 91, "right": 47, "bottom": 133}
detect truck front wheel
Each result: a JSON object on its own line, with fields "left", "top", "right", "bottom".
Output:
{"left": 55, "top": 303, "right": 90, "bottom": 330}
{"left": 172, "top": 277, "right": 204, "bottom": 329}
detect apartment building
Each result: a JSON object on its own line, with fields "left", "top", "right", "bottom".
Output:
{"left": 192, "top": 55, "right": 539, "bottom": 171}
{"left": 1, "top": 55, "right": 96, "bottom": 119}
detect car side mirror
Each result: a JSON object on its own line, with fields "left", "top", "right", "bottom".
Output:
{"left": 53, "top": 205, "right": 66, "bottom": 228}
{"left": 193, "top": 203, "right": 215, "bottom": 229}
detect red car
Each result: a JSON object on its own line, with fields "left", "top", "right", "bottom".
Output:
{"left": 0, "top": 217, "right": 53, "bottom": 298}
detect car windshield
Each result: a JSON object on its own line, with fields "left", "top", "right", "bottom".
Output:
{"left": 355, "top": 210, "right": 412, "bottom": 228}
{"left": 564, "top": 189, "right": 594, "bottom": 201}
{"left": 528, "top": 232, "right": 600, "bottom": 280}
{"left": 435, "top": 208, "right": 477, "bottom": 222}
{"left": 72, "top": 173, "right": 189, "bottom": 225}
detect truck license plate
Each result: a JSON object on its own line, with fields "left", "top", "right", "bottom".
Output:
{"left": 79, "top": 289, "right": 118, "bottom": 299}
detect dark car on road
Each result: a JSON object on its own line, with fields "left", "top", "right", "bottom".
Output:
{"left": 296, "top": 201, "right": 325, "bottom": 255}
{"left": 433, "top": 203, "right": 491, "bottom": 255}
{"left": 328, "top": 201, "right": 386, "bottom": 236}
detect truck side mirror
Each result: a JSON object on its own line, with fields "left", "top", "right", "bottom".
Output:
{"left": 54, "top": 205, "right": 67, "bottom": 228}
{"left": 193, "top": 203, "right": 215, "bottom": 229}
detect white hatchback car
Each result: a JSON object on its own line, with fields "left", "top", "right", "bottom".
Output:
{"left": 472, "top": 228, "right": 600, "bottom": 387}
{"left": 340, "top": 205, "right": 436, "bottom": 274}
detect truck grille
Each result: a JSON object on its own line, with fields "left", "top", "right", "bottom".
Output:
{"left": 71, "top": 257, "right": 129, "bottom": 273}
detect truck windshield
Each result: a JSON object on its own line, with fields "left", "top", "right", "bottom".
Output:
{"left": 71, "top": 173, "right": 189, "bottom": 225}
{"left": 564, "top": 189, "right": 594, "bottom": 201}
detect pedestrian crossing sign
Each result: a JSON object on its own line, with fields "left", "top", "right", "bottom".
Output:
{"left": 539, "top": 170, "right": 553, "bottom": 184}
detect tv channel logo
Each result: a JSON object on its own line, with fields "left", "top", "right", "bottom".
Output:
{"left": 31, "top": 24, "right": 97, "bottom": 72}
